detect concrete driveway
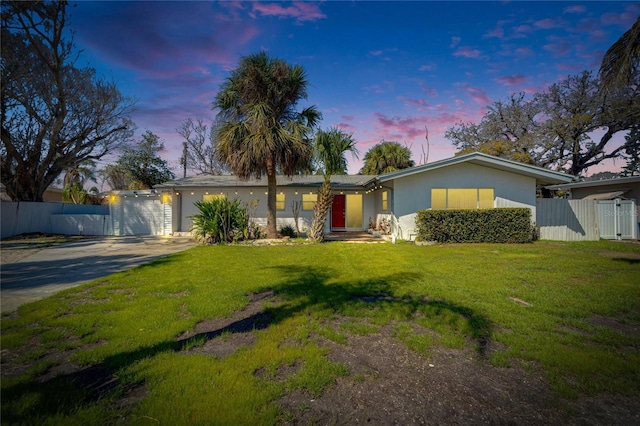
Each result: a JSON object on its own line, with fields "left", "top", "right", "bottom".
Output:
{"left": 1, "top": 236, "right": 196, "bottom": 313}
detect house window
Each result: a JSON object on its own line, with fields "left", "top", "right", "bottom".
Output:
{"left": 302, "top": 193, "right": 317, "bottom": 210}
{"left": 276, "top": 193, "right": 285, "bottom": 210}
{"left": 431, "top": 188, "right": 494, "bottom": 210}
{"left": 381, "top": 190, "right": 388, "bottom": 211}
{"left": 203, "top": 194, "right": 226, "bottom": 202}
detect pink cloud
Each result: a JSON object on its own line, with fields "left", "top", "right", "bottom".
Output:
{"left": 564, "top": 5, "right": 585, "bottom": 14}
{"left": 336, "top": 122, "right": 356, "bottom": 132}
{"left": 453, "top": 46, "right": 483, "bottom": 59}
{"left": 534, "top": 18, "right": 559, "bottom": 29}
{"left": 513, "top": 24, "right": 533, "bottom": 34}
{"left": 450, "top": 36, "right": 461, "bottom": 48}
{"left": 495, "top": 75, "right": 529, "bottom": 87}
{"left": 601, "top": 4, "right": 640, "bottom": 27}
{"left": 364, "top": 81, "right": 394, "bottom": 94}
{"left": 484, "top": 20, "right": 512, "bottom": 40}
{"left": 398, "top": 96, "right": 429, "bottom": 108}
{"left": 415, "top": 79, "right": 438, "bottom": 97}
{"left": 544, "top": 36, "right": 572, "bottom": 58}
{"left": 484, "top": 27, "right": 504, "bottom": 39}
{"left": 419, "top": 63, "right": 436, "bottom": 71}
{"left": 251, "top": 2, "right": 326, "bottom": 23}
{"left": 457, "top": 84, "right": 491, "bottom": 107}
{"left": 515, "top": 47, "right": 534, "bottom": 57}
{"left": 373, "top": 112, "right": 424, "bottom": 139}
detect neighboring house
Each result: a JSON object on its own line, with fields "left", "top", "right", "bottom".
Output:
{"left": 153, "top": 152, "right": 574, "bottom": 240}
{"left": 546, "top": 176, "right": 640, "bottom": 218}
{"left": 43, "top": 187, "right": 64, "bottom": 202}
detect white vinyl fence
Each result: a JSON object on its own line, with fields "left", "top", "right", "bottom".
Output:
{"left": 1, "top": 202, "right": 110, "bottom": 239}
{"left": 1, "top": 193, "right": 172, "bottom": 239}
{"left": 597, "top": 199, "right": 638, "bottom": 240}
{"left": 536, "top": 198, "right": 638, "bottom": 241}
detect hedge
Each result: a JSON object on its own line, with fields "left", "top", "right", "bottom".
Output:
{"left": 415, "top": 208, "right": 533, "bottom": 243}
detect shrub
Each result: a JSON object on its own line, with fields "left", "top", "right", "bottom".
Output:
{"left": 189, "top": 198, "right": 250, "bottom": 244}
{"left": 279, "top": 224, "right": 297, "bottom": 238}
{"left": 415, "top": 208, "right": 533, "bottom": 243}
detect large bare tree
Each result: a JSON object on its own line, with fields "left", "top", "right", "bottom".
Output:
{"left": 177, "top": 118, "right": 227, "bottom": 176}
{"left": 1, "top": 1, "right": 134, "bottom": 201}
{"left": 446, "top": 71, "right": 639, "bottom": 176}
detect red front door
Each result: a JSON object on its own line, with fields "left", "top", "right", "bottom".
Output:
{"left": 331, "top": 194, "right": 346, "bottom": 229}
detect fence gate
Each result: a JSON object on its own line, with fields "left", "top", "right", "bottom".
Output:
{"left": 597, "top": 199, "right": 638, "bottom": 240}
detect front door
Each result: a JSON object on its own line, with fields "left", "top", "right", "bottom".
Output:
{"left": 331, "top": 194, "right": 346, "bottom": 229}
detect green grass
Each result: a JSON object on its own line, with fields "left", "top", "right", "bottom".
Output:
{"left": 1, "top": 240, "right": 639, "bottom": 424}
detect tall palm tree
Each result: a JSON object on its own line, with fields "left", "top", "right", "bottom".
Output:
{"left": 214, "top": 52, "right": 321, "bottom": 238}
{"left": 359, "top": 141, "right": 414, "bottom": 175}
{"left": 308, "top": 127, "right": 359, "bottom": 241}
{"left": 599, "top": 16, "right": 640, "bottom": 94}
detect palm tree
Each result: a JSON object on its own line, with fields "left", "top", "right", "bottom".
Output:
{"left": 214, "top": 52, "right": 321, "bottom": 238}
{"left": 62, "top": 160, "right": 97, "bottom": 204}
{"left": 599, "top": 16, "right": 640, "bottom": 94}
{"left": 359, "top": 141, "right": 414, "bottom": 175}
{"left": 308, "top": 127, "right": 359, "bottom": 241}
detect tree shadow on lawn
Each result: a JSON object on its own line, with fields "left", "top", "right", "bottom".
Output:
{"left": 1, "top": 266, "right": 492, "bottom": 423}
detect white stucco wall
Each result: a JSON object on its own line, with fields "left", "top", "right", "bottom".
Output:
{"left": 171, "top": 187, "right": 376, "bottom": 235}
{"left": 390, "top": 162, "right": 537, "bottom": 240}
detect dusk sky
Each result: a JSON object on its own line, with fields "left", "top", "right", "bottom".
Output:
{"left": 68, "top": 1, "right": 640, "bottom": 176}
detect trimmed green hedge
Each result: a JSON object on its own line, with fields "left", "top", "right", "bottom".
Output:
{"left": 415, "top": 208, "right": 533, "bottom": 243}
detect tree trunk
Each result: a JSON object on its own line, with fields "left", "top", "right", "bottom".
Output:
{"left": 266, "top": 170, "right": 278, "bottom": 239}
{"left": 309, "top": 181, "right": 332, "bottom": 242}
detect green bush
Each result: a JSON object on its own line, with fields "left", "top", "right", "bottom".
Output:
{"left": 415, "top": 208, "right": 533, "bottom": 243}
{"left": 279, "top": 224, "right": 297, "bottom": 238}
{"left": 189, "top": 198, "right": 250, "bottom": 244}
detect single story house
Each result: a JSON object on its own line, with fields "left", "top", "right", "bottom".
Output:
{"left": 151, "top": 152, "right": 574, "bottom": 240}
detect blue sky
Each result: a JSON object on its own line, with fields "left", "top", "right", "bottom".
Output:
{"left": 69, "top": 1, "right": 639, "bottom": 175}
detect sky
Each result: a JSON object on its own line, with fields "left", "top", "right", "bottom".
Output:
{"left": 68, "top": 1, "right": 640, "bottom": 176}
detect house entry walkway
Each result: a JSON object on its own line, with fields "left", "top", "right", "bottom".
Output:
{"left": 324, "top": 231, "right": 387, "bottom": 243}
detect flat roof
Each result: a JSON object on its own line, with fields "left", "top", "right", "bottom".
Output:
{"left": 154, "top": 174, "right": 375, "bottom": 190}
{"left": 546, "top": 176, "right": 640, "bottom": 190}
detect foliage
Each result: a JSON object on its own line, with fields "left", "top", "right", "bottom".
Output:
{"left": 1, "top": 241, "right": 639, "bottom": 423}
{"left": 446, "top": 71, "right": 640, "bottom": 176}
{"left": 309, "top": 127, "right": 359, "bottom": 241}
{"left": 599, "top": 16, "right": 640, "bottom": 95}
{"left": 0, "top": 1, "right": 134, "bottom": 201}
{"left": 313, "top": 127, "right": 359, "bottom": 177}
{"left": 620, "top": 126, "right": 640, "bottom": 177}
{"left": 110, "top": 130, "right": 175, "bottom": 189}
{"left": 416, "top": 208, "right": 533, "bottom": 243}
{"left": 213, "top": 51, "right": 321, "bottom": 238}
{"left": 279, "top": 224, "right": 297, "bottom": 238}
{"left": 189, "top": 198, "right": 250, "bottom": 244}
{"left": 177, "top": 118, "right": 227, "bottom": 176}
{"left": 359, "top": 141, "right": 415, "bottom": 175}
{"left": 61, "top": 160, "right": 98, "bottom": 204}
{"left": 98, "top": 163, "right": 132, "bottom": 191}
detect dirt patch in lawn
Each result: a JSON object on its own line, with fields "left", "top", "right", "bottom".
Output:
{"left": 3, "top": 290, "right": 640, "bottom": 424}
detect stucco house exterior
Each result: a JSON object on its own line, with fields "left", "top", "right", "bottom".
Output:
{"left": 152, "top": 152, "right": 574, "bottom": 240}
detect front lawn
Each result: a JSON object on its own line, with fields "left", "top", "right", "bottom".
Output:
{"left": 1, "top": 240, "right": 639, "bottom": 424}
